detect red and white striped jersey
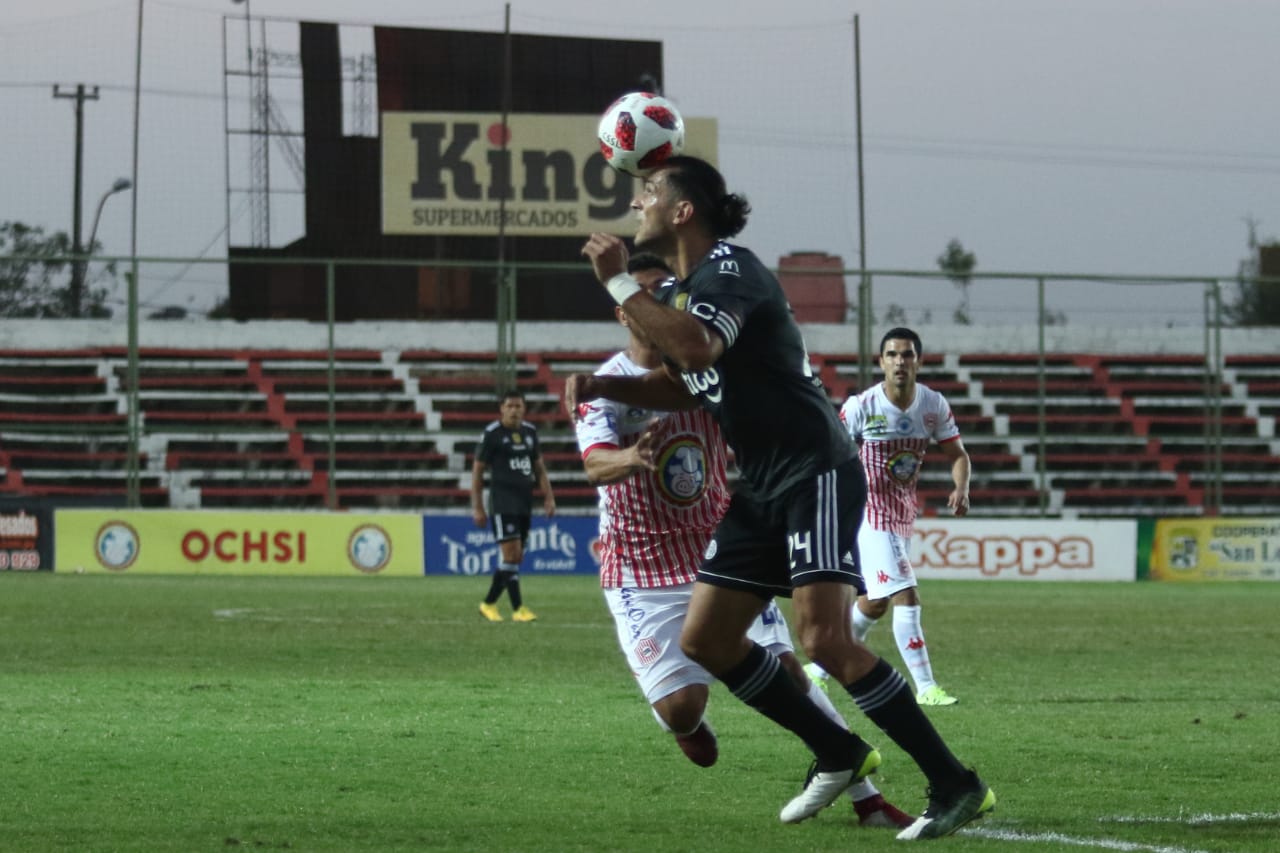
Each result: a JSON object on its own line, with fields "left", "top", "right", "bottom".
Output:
{"left": 575, "top": 351, "right": 730, "bottom": 589}
{"left": 840, "top": 382, "right": 961, "bottom": 537}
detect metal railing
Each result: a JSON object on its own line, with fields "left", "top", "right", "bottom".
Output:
{"left": 2, "top": 252, "right": 1277, "bottom": 515}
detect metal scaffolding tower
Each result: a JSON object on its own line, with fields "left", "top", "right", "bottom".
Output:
{"left": 222, "top": 14, "right": 377, "bottom": 250}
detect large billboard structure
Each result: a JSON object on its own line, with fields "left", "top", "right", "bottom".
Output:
{"left": 225, "top": 21, "right": 717, "bottom": 322}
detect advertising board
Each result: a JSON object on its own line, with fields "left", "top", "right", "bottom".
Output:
{"left": 55, "top": 510, "right": 424, "bottom": 577}
{"left": 911, "top": 519, "right": 1137, "bottom": 582}
{"left": 1150, "top": 518, "right": 1280, "bottom": 581}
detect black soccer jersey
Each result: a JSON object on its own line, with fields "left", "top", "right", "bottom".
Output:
{"left": 476, "top": 419, "right": 542, "bottom": 515}
{"left": 658, "top": 242, "right": 855, "bottom": 500}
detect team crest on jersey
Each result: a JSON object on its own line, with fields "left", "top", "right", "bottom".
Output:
{"left": 511, "top": 432, "right": 523, "bottom": 444}
{"left": 674, "top": 292, "right": 689, "bottom": 311}
{"left": 886, "top": 450, "right": 921, "bottom": 482}
{"left": 924, "top": 413, "right": 938, "bottom": 430}
{"left": 656, "top": 436, "right": 708, "bottom": 506}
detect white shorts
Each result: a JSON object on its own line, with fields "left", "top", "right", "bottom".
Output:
{"left": 604, "top": 583, "right": 794, "bottom": 705}
{"left": 857, "top": 524, "right": 917, "bottom": 599}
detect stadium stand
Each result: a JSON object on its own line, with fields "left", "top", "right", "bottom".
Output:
{"left": 2, "top": 346, "right": 1277, "bottom": 517}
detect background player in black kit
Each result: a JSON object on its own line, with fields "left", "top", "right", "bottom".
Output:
{"left": 471, "top": 390, "right": 556, "bottom": 623}
{"left": 566, "top": 155, "right": 993, "bottom": 839}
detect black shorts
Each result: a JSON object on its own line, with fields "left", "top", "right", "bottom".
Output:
{"left": 490, "top": 512, "right": 530, "bottom": 545}
{"left": 697, "top": 457, "right": 867, "bottom": 599}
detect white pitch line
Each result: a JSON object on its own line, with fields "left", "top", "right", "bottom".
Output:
{"left": 963, "top": 827, "right": 1212, "bottom": 853}
{"left": 1102, "top": 811, "right": 1280, "bottom": 826}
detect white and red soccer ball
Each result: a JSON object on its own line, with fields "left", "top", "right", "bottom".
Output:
{"left": 597, "top": 92, "right": 685, "bottom": 177}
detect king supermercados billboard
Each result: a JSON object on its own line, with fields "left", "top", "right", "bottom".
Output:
{"left": 381, "top": 112, "right": 718, "bottom": 237}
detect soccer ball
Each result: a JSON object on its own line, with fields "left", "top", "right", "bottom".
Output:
{"left": 597, "top": 92, "right": 685, "bottom": 177}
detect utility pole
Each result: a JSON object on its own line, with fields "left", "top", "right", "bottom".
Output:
{"left": 53, "top": 83, "right": 101, "bottom": 317}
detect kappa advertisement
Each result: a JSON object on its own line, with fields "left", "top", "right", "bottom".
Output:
{"left": 381, "top": 111, "right": 717, "bottom": 237}
{"left": 1150, "top": 518, "right": 1280, "bottom": 581}
{"left": 911, "top": 519, "right": 1137, "bottom": 581}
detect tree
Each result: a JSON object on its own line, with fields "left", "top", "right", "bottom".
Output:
{"left": 882, "top": 303, "right": 909, "bottom": 326}
{"left": 936, "top": 238, "right": 976, "bottom": 325}
{"left": 0, "top": 221, "right": 114, "bottom": 318}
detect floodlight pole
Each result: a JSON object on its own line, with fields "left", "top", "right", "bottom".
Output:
{"left": 127, "top": 0, "right": 144, "bottom": 508}
{"left": 495, "top": 2, "right": 516, "bottom": 394}
{"left": 853, "top": 15, "right": 871, "bottom": 388}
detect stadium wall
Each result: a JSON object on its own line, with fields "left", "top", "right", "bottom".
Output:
{"left": 1, "top": 320, "right": 1277, "bottom": 356}
{"left": 54, "top": 510, "right": 1141, "bottom": 579}
{"left": 47, "top": 510, "right": 1280, "bottom": 581}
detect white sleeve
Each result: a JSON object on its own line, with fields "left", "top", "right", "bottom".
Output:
{"left": 839, "top": 395, "right": 863, "bottom": 439}
{"left": 930, "top": 391, "right": 961, "bottom": 442}
{"left": 575, "top": 397, "right": 621, "bottom": 455}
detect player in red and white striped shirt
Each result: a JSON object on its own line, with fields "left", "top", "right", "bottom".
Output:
{"left": 807, "top": 328, "right": 971, "bottom": 707}
{"left": 572, "top": 255, "right": 910, "bottom": 828}
{"left": 577, "top": 366, "right": 728, "bottom": 589}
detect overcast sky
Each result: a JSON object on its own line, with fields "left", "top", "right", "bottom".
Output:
{"left": 2, "top": 0, "right": 1277, "bottom": 325}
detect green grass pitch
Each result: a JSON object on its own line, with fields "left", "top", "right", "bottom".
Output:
{"left": 1, "top": 573, "right": 1277, "bottom": 852}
